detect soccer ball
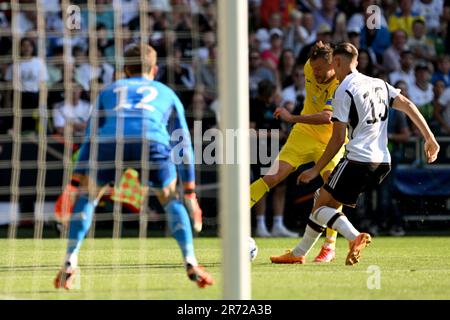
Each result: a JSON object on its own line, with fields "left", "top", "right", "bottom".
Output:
{"left": 249, "top": 237, "right": 258, "bottom": 262}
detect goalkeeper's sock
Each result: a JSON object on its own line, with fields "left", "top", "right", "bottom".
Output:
{"left": 250, "top": 178, "right": 270, "bottom": 208}
{"left": 65, "top": 194, "right": 96, "bottom": 266}
{"left": 64, "top": 253, "right": 78, "bottom": 270}
{"left": 164, "top": 199, "right": 197, "bottom": 266}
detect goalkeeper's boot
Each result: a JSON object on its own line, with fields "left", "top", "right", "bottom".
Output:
{"left": 186, "top": 264, "right": 214, "bottom": 288}
{"left": 270, "top": 250, "right": 305, "bottom": 264}
{"left": 54, "top": 263, "right": 77, "bottom": 290}
{"left": 346, "top": 233, "right": 372, "bottom": 266}
{"left": 313, "top": 245, "right": 336, "bottom": 263}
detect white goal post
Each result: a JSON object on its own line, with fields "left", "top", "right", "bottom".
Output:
{"left": 218, "top": 0, "right": 251, "bottom": 300}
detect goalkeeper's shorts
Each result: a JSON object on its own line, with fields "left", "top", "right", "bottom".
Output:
{"left": 73, "top": 141, "right": 176, "bottom": 189}
{"left": 276, "top": 129, "right": 345, "bottom": 179}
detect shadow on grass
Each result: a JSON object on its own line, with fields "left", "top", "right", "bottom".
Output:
{"left": 0, "top": 262, "right": 220, "bottom": 273}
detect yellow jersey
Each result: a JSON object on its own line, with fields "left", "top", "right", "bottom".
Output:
{"left": 388, "top": 14, "right": 424, "bottom": 37}
{"left": 292, "top": 59, "right": 340, "bottom": 145}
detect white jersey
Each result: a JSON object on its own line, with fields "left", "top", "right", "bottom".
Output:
{"left": 52, "top": 99, "right": 92, "bottom": 134}
{"left": 332, "top": 70, "right": 400, "bottom": 164}
{"left": 5, "top": 57, "right": 48, "bottom": 92}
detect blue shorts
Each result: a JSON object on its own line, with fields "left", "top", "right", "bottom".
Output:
{"left": 73, "top": 141, "right": 176, "bottom": 189}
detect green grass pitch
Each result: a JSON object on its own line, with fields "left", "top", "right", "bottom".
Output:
{"left": 0, "top": 237, "right": 450, "bottom": 299}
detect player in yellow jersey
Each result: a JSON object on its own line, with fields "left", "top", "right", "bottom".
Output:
{"left": 250, "top": 42, "right": 345, "bottom": 263}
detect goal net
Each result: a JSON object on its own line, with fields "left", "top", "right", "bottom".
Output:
{"left": 0, "top": 0, "right": 250, "bottom": 300}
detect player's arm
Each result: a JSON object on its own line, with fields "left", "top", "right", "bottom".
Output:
{"left": 297, "top": 121, "right": 347, "bottom": 184}
{"left": 392, "top": 93, "right": 440, "bottom": 163}
{"left": 170, "top": 93, "right": 203, "bottom": 232}
{"left": 273, "top": 107, "right": 332, "bottom": 125}
{"left": 298, "top": 86, "right": 349, "bottom": 184}
{"left": 170, "top": 94, "right": 195, "bottom": 185}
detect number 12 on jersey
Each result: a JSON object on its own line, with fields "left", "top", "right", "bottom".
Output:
{"left": 114, "top": 85, "right": 158, "bottom": 112}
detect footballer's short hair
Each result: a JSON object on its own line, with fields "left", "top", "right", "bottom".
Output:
{"left": 309, "top": 41, "right": 333, "bottom": 64}
{"left": 123, "top": 43, "right": 157, "bottom": 75}
{"left": 333, "top": 42, "right": 358, "bottom": 60}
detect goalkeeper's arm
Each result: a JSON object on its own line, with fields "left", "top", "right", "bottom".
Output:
{"left": 170, "top": 94, "right": 203, "bottom": 232}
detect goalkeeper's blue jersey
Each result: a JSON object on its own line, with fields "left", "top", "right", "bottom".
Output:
{"left": 86, "top": 76, "right": 195, "bottom": 183}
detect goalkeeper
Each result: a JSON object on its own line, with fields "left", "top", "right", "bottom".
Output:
{"left": 54, "top": 44, "right": 213, "bottom": 289}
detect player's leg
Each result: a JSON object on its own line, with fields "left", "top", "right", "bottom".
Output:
{"left": 311, "top": 144, "right": 346, "bottom": 262}
{"left": 251, "top": 159, "right": 295, "bottom": 237}
{"left": 270, "top": 186, "right": 347, "bottom": 264}
{"left": 293, "top": 144, "right": 340, "bottom": 262}
{"left": 306, "top": 160, "right": 386, "bottom": 265}
{"left": 270, "top": 157, "right": 329, "bottom": 263}
{"left": 250, "top": 159, "right": 294, "bottom": 207}
{"left": 251, "top": 163, "right": 271, "bottom": 237}
{"left": 251, "top": 129, "right": 309, "bottom": 208}
{"left": 271, "top": 159, "right": 369, "bottom": 264}
{"left": 55, "top": 142, "right": 114, "bottom": 289}
{"left": 153, "top": 178, "right": 197, "bottom": 263}
{"left": 313, "top": 170, "right": 338, "bottom": 262}
{"left": 54, "top": 174, "right": 108, "bottom": 289}
{"left": 252, "top": 131, "right": 312, "bottom": 236}
{"left": 65, "top": 143, "right": 116, "bottom": 259}
{"left": 308, "top": 189, "right": 371, "bottom": 266}
{"left": 150, "top": 151, "right": 213, "bottom": 288}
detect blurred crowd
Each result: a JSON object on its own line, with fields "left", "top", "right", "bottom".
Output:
{"left": 0, "top": 0, "right": 448, "bottom": 138}
{"left": 249, "top": 0, "right": 450, "bottom": 137}
{"left": 0, "top": 0, "right": 449, "bottom": 234}
{"left": 0, "top": 0, "right": 219, "bottom": 138}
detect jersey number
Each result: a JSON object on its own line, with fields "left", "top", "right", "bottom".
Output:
{"left": 114, "top": 85, "right": 158, "bottom": 112}
{"left": 365, "top": 87, "right": 388, "bottom": 124}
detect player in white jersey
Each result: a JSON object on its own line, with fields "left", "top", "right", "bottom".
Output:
{"left": 271, "top": 43, "right": 440, "bottom": 265}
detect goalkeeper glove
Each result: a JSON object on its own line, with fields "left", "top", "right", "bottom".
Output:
{"left": 55, "top": 177, "right": 80, "bottom": 224}
{"left": 183, "top": 182, "right": 203, "bottom": 233}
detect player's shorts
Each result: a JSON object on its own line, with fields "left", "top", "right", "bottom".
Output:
{"left": 276, "top": 129, "right": 345, "bottom": 178}
{"left": 324, "top": 158, "right": 391, "bottom": 207}
{"left": 73, "top": 140, "right": 176, "bottom": 189}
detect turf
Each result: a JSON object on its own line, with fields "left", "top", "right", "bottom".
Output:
{"left": 0, "top": 237, "right": 450, "bottom": 300}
